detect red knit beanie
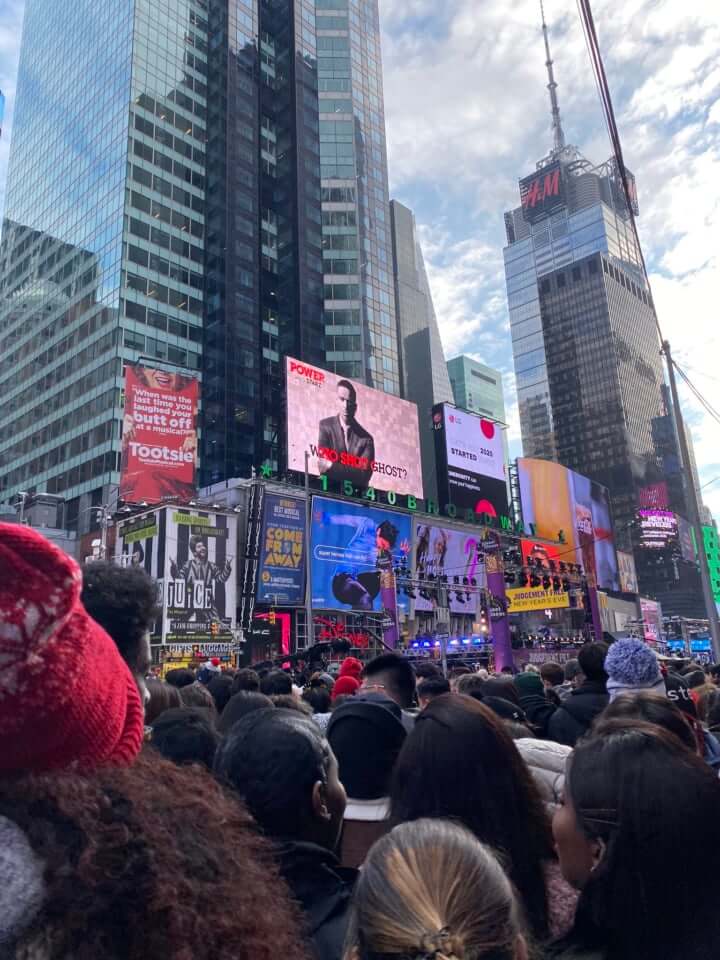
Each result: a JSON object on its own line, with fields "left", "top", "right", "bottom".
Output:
{"left": 332, "top": 675, "right": 360, "bottom": 701}
{"left": 0, "top": 523, "right": 144, "bottom": 773}
{"left": 338, "top": 656, "right": 363, "bottom": 681}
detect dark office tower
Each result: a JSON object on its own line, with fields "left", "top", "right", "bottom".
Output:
{"left": 503, "top": 7, "right": 665, "bottom": 552}
{"left": 390, "top": 199, "right": 453, "bottom": 500}
{"left": 200, "top": 0, "right": 326, "bottom": 484}
{"left": 318, "top": 0, "right": 400, "bottom": 395}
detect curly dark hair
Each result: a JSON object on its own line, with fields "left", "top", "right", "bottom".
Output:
{"left": 81, "top": 563, "right": 158, "bottom": 674}
{"left": 376, "top": 520, "right": 399, "bottom": 547}
{"left": 0, "top": 751, "right": 310, "bottom": 960}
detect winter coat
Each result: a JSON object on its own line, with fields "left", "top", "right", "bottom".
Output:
{"left": 703, "top": 728, "right": 720, "bottom": 770}
{"left": 274, "top": 840, "right": 356, "bottom": 960}
{"left": 517, "top": 691, "right": 558, "bottom": 738}
{"left": 547, "top": 682, "right": 609, "bottom": 747}
{"left": 515, "top": 738, "right": 571, "bottom": 816}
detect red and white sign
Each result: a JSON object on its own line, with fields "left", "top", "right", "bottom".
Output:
{"left": 444, "top": 409, "right": 506, "bottom": 483}
{"left": 120, "top": 365, "right": 199, "bottom": 504}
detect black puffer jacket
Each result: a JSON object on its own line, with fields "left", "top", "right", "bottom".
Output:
{"left": 274, "top": 840, "right": 356, "bottom": 960}
{"left": 547, "top": 681, "right": 608, "bottom": 747}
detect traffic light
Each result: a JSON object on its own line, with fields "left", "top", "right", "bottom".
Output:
{"left": 268, "top": 610, "right": 276, "bottom": 625}
{"left": 210, "top": 621, "right": 219, "bottom": 638}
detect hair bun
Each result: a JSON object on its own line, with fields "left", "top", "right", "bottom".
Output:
{"left": 419, "top": 927, "right": 463, "bottom": 960}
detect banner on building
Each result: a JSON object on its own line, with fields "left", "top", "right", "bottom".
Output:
{"left": 256, "top": 494, "right": 306, "bottom": 606}
{"left": 433, "top": 403, "right": 509, "bottom": 519}
{"left": 617, "top": 550, "right": 639, "bottom": 594}
{"left": 640, "top": 597, "right": 662, "bottom": 643}
{"left": 117, "top": 506, "right": 238, "bottom": 643}
{"left": 310, "top": 496, "right": 411, "bottom": 614}
{"left": 518, "top": 458, "right": 619, "bottom": 591}
{"left": 506, "top": 586, "right": 570, "bottom": 613}
{"left": 120, "top": 364, "right": 199, "bottom": 504}
{"left": 286, "top": 357, "right": 423, "bottom": 497}
{"left": 414, "top": 522, "right": 486, "bottom": 615}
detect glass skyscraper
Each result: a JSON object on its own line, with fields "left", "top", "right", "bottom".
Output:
{"left": 0, "top": 0, "right": 399, "bottom": 526}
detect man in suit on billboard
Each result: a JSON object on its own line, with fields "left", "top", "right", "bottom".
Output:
{"left": 318, "top": 379, "right": 374, "bottom": 489}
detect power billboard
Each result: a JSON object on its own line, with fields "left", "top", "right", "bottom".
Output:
{"left": 414, "top": 522, "right": 487, "bottom": 616}
{"left": 256, "top": 494, "right": 306, "bottom": 606}
{"left": 310, "top": 496, "right": 411, "bottom": 614}
{"left": 518, "top": 458, "right": 619, "bottom": 591}
{"left": 433, "top": 403, "right": 509, "bottom": 519}
{"left": 120, "top": 364, "right": 199, "bottom": 504}
{"left": 286, "top": 357, "right": 423, "bottom": 498}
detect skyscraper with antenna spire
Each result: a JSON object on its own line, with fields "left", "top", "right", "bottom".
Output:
{"left": 502, "top": 5, "right": 705, "bottom": 617}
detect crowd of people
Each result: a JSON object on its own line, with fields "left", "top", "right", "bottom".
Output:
{"left": 2, "top": 521, "right": 720, "bottom": 959}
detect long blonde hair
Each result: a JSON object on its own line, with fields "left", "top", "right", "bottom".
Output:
{"left": 346, "top": 819, "right": 524, "bottom": 960}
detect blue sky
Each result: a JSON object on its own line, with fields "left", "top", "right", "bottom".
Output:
{"left": 1, "top": 0, "right": 718, "bottom": 518}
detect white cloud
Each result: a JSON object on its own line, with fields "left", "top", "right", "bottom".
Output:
{"left": 382, "top": 0, "right": 720, "bottom": 522}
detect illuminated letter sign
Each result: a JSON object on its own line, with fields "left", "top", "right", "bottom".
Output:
{"left": 519, "top": 163, "right": 565, "bottom": 223}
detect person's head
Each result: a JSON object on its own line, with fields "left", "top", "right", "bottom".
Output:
{"left": 391, "top": 694, "right": 553, "bottom": 938}
{"left": 328, "top": 699, "right": 406, "bottom": 801}
{"left": 481, "top": 676, "right": 521, "bottom": 707}
{"left": 709, "top": 663, "right": 720, "bottom": 686}
{"left": 414, "top": 661, "right": 443, "bottom": 687}
{"left": 684, "top": 668, "right": 707, "bottom": 690}
{"left": 260, "top": 669, "right": 293, "bottom": 697}
{"left": 218, "top": 691, "right": 274, "bottom": 734}
{"left": 564, "top": 658, "right": 582, "bottom": 686}
{"left": 0, "top": 523, "right": 144, "bottom": 773}
{"left": 604, "top": 638, "right": 664, "bottom": 701}
{"left": 332, "top": 675, "right": 360, "bottom": 702}
{"left": 150, "top": 708, "right": 220, "bottom": 770}
{"left": 233, "top": 668, "right": 261, "bottom": 693}
{"left": 577, "top": 641, "right": 609, "bottom": 685}
{"left": 539, "top": 661, "right": 564, "bottom": 689}
{"left": 81, "top": 561, "right": 157, "bottom": 707}
{"left": 178, "top": 681, "right": 219, "bottom": 720}
{"left": 345, "top": 819, "right": 528, "bottom": 960}
{"left": 417, "top": 677, "right": 451, "bottom": 709}
{"left": 362, "top": 653, "right": 416, "bottom": 709}
{"left": 0, "top": 752, "right": 308, "bottom": 959}
{"left": 207, "top": 673, "right": 234, "bottom": 714}
{"left": 303, "top": 687, "right": 332, "bottom": 715}
{"left": 165, "top": 668, "right": 197, "bottom": 689}
{"left": 553, "top": 719, "right": 720, "bottom": 958}
{"left": 271, "top": 693, "right": 313, "bottom": 715}
{"left": 479, "top": 696, "right": 531, "bottom": 732}
{"left": 338, "top": 656, "right": 363, "bottom": 681}
{"left": 376, "top": 520, "right": 399, "bottom": 552}
{"left": 336, "top": 379, "right": 358, "bottom": 424}
{"left": 698, "top": 687, "right": 720, "bottom": 728}
{"left": 214, "top": 709, "right": 346, "bottom": 848}
{"left": 455, "top": 673, "right": 485, "bottom": 697}
{"left": 189, "top": 535, "right": 208, "bottom": 561}
{"left": 500, "top": 665, "right": 515, "bottom": 676}
{"left": 597, "top": 692, "right": 698, "bottom": 753}
{"left": 140, "top": 367, "right": 182, "bottom": 391}
{"left": 144, "top": 678, "right": 182, "bottom": 725}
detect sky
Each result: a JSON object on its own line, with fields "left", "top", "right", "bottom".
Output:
{"left": 0, "top": 0, "right": 718, "bottom": 518}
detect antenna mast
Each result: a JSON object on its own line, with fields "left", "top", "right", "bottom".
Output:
{"left": 540, "top": 0, "right": 566, "bottom": 154}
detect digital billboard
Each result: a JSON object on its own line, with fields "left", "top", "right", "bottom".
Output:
{"left": 638, "top": 482, "right": 669, "bottom": 510}
{"left": 677, "top": 517, "right": 696, "bottom": 563}
{"left": 640, "top": 597, "right": 662, "bottom": 643}
{"left": 506, "top": 586, "right": 570, "bottom": 614}
{"left": 310, "top": 496, "right": 411, "bottom": 616}
{"left": 519, "top": 162, "right": 565, "bottom": 223}
{"left": 638, "top": 510, "right": 677, "bottom": 549}
{"left": 521, "top": 539, "right": 564, "bottom": 571}
{"left": 115, "top": 506, "right": 237, "bottom": 645}
{"left": 256, "top": 494, "right": 306, "bottom": 606}
{"left": 433, "top": 403, "right": 509, "bottom": 519}
{"left": 120, "top": 364, "right": 199, "bottom": 504}
{"left": 518, "top": 459, "right": 619, "bottom": 591}
{"left": 414, "top": 522, "right": 486, "bottom": 616}
{"left": 617, "top": 550, "right": 639, "bottom": 594}
{"left": 286, "top": 357, "right": 423, "bottom": 498}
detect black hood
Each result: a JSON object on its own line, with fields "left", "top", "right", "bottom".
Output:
{"left": 273, "top": 840, "right": 355, "bottom": 937}
{"left": 561, "top": 682, "right": 608, "bottom": 725}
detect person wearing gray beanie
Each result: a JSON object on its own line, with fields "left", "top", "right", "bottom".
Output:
{"left": 604, "top": 638, "right": 665, "bottom": 702}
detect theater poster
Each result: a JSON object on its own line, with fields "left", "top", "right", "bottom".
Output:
{"left": 120, "top": 364, "right": 199, "bottom": 504}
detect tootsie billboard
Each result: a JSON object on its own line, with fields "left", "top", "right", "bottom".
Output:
{"left": 286, "top": 357, "right": 424, "bottom": 498}
{"left": 120, "top": 364, "right": 198, "bottom": 504}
